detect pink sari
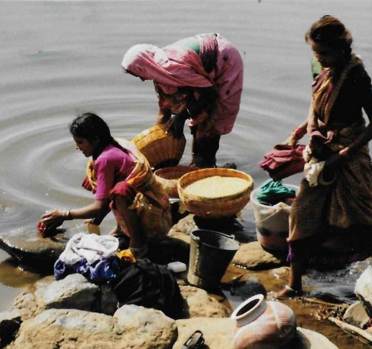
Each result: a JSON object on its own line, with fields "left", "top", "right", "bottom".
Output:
{"left": 122, "top": 34, "right": 243, "bottom": 135}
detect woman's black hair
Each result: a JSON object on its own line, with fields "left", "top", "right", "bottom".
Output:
{"left": 70, "top": 112, "right": 123, "bottom": 159}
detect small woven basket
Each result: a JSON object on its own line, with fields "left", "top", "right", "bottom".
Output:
{"left": 154, "top": 165, "right": 198, "bottom": 198}
{"left": 132, "top": 124, "right": 186, "bottom": 168}
{"left": 178, "top": 168, "right": 254, "bottom": 218}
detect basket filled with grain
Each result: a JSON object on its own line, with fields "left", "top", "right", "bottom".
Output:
{"left": 132, "top": 123, "right": 186, "bottom": 169}
{"left": 178, "top": 168, "right": 254, "bottom": 218}
{"left": 154, "top": 165, "right": 198, "bottom": 198}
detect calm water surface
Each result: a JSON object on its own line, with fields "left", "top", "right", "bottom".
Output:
{"left": 1, "top": 2, "right": 371, "bottom": 347}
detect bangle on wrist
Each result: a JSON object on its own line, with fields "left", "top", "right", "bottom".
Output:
{"left": 64, "top": 210, "right": 72, "bottom": 220}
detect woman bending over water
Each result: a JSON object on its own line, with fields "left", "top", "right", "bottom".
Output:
{"left": 279, "top": 15, "right": 372, "bottom": 297}
{"left": 122, "top": 33, "right": 243, "bottom": 168}
{"left": 38, "top": 113, "right": 172, "bottom": 255}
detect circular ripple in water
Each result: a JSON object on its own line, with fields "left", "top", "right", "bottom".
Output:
{"left": 0, "top": 92, "right": 266, "bottom": 232}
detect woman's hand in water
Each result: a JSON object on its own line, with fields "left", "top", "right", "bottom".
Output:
{"left": 41, "top": 209, "right": 70, "bottom": 222}
{"left": 37, "top": 209, "right": 70, "bottom": 237}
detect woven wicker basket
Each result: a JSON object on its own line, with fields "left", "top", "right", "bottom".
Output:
{"left": 154, "top": 165, "right": 198, "bottom": 198}
{"left": 178, "top": 168, "right": 254, "bottom": 218}
{"left": 132, "top": 124, "right": 186, "bottom": 168}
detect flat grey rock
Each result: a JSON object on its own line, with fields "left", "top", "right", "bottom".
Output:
{"left": 355, "top": 266, "right": 372, "bottom": 317}
{"left": 0, "top": 227, "right": 77, "bottom": 271}
{"left": 35, "top": 273, "right": 99, "bottom": 311}
{"left": 343, "top": 301, "right": 370, "bottom": 328}
{"left": 9, "top": 307, "right": 177, "bottom": 349}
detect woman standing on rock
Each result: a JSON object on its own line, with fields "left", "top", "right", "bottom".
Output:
{"left": 121, "top": 33, "right": 243, "bottom": 168}
{"left": 38, "top": 113, "right": 171, "bottom": 256}
{"left": 278, "top": 15, "right": 372, "bottom": 297}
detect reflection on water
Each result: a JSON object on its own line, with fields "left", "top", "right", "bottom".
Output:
{"left": 0, "top": 2, "right": 371, "bottom": 346}
{"left": 0, "top": 250, "right": 41, "bottom": 310}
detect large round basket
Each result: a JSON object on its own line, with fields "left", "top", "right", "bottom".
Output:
{"left": 154, "top": 165, "right": 198, "bottom": 198}
{"left": 178, "top": 168, "right": 254, "bottom": 218}
{"left": 132, "top": 124, "right": 186, "bottom": 169}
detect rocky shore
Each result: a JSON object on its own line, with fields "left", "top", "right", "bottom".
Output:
{"left": 0, "top": 210, "right": 371, "bottom": 348}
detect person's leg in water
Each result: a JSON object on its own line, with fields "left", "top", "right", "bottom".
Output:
{"left": 190, "top": 126, "right": 220, "bottom": 168}
{"left": 276, "top": 232, "right": 327, "bottom": 298}
{"left": 276, "top": 260, "right": 304, "bottom": 298}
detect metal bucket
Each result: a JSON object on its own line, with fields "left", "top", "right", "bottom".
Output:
{"left": 187, "top": 229, "right": 239, "bottom": 290}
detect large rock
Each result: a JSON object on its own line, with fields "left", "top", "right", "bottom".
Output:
{"left": 355, "top": 266, "right": 372, "bottom": 317}
{"left": 0, "top": 229, "right": 74, "bottom": 271}
{"left": 296, "top": 327, "right": 338, "bottom": 349}
{"left": 10, "top": 307, "right": 177, "bottom": 349}
{"left": 35, "top": 273, "right": 99, "bottom": 311}
{"left": 232, "top": 241, "right": 284, "bottom": 270}
{"left": 14, "top": 276, "right": 231, "bottom": 323}
{"left": 114, "top": 305, "right": 177, "bottom": 347}
{"left": 168, "top": 209, "right": 256, "bottom": 245}
{"left": 13, "top": 290, "right": 41, "bottom": 321}
{"left": 180, "top": 285, "right": 231, "bottom": 318}
{"left": 0, "top": 309, "right": 21, "bottom": 348}
{"left": 343, "top": 301, "right": 370, "bottom": 328}
{"left": 14, "top": 274, "right": 119, "bottom": 317}
{"left": 173, "top": 318, "right": 235, "bottom": 349}
{"left": 8, "top": 309, "right": 115, "bottom": 349}
{"left": 168, "top": 214, "right": 195, "bottom": 244}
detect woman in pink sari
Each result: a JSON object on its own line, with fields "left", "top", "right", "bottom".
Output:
{"left": 122, "top": 33, "right": 243, "bottom": 168}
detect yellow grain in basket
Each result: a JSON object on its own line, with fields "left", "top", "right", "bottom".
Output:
{"left": 184, "top": 176, "right": 250, "bottom": 198}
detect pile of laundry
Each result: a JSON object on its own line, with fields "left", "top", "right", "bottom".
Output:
{"left": 54, "top": 233, "right": 185, "bottom": 319}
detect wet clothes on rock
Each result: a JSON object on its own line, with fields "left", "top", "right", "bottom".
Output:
{"left": 54, "top": 234, "right": 185, "bottom": 319}
{"left": 54, "top": 256, "right": 121, "bottom": 284}
{"left": 54, "top": 233, "right": 121, "bottom": 283}
{"left": 55, "top": 256, "right": 185, "bottom": 319}
{"left": 57, "top": 233, "right": 119, "bottom": 264}
{"left": 288, "top": 55, "right": 372, "bottom": 263}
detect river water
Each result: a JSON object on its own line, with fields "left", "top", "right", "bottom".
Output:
{"left": 0, "top": 1, "right": 371, "bottom": 347}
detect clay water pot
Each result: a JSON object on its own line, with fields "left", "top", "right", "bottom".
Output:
{"left": 230, "top": 294, "right": 297, "bottom": 349}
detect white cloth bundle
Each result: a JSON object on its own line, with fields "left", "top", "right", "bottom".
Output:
{"left": 59, "top": 233, "right": 119, "bottom": 265}
{"left": 304, "top": 158, "right": 325, "bottom": 187}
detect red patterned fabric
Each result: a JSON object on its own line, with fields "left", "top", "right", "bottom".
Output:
{"left": 259, "top": 144, "right": 306, "bottom": 180}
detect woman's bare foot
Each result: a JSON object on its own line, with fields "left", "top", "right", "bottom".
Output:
{"left": 274, "top": 285, "right": 303, "bottom": 299}
{"left": 109, "top": 224, "right": 127, "bottom": 237}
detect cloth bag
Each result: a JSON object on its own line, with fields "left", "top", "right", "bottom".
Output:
{"left": 113, "top": 258, "right": 186, "bottom": 319}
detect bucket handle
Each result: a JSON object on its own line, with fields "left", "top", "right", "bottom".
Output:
{"left": 191, "top": 230, "right": 236, "bottom": 241}
{"left": 216, "top": 232, "right": 236, "bottom": 240}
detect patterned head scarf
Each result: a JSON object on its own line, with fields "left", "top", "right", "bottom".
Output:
{"left": 121, "top": 44, "right": 213, "bottom": 91}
